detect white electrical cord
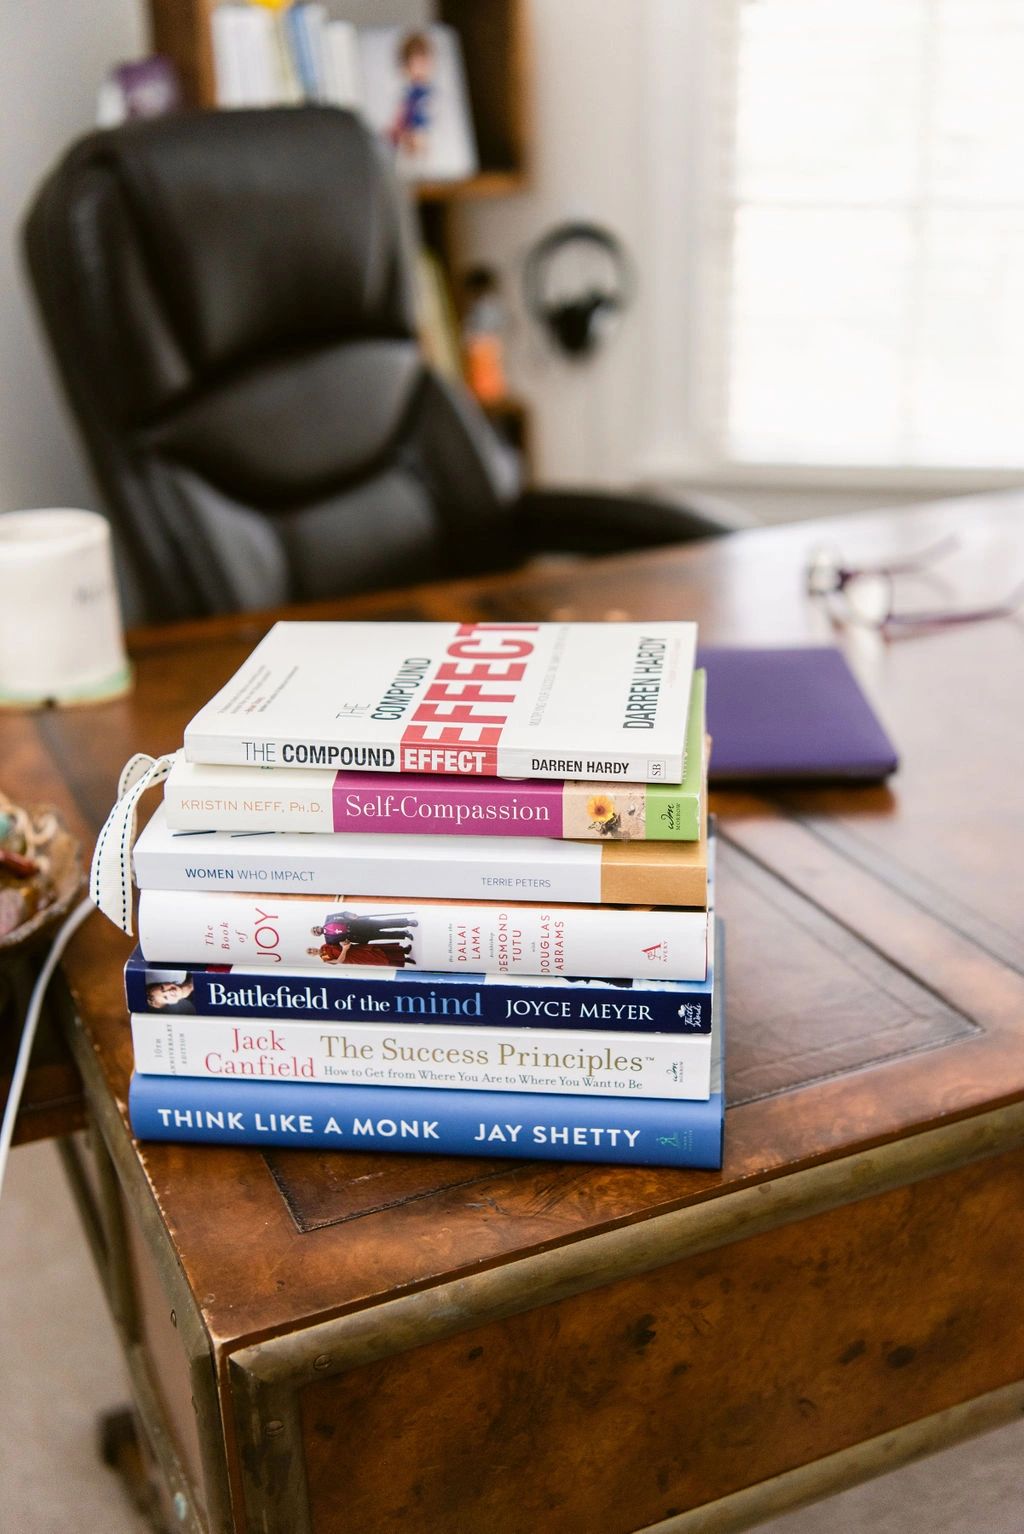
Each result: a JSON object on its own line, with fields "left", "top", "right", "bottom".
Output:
{"left": 0, "top": 896, "right": 95, "bottom": 1200}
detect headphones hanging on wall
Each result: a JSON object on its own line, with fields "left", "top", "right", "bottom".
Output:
{"left": 523, "top": 222, "right": 635, "bottom": 360}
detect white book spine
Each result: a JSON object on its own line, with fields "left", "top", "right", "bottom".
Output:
{"left": 243, "top": 8, "right": 277, "bottom": 106}
{"left": 131, "top": 1015, "right": 713, "bottom": 1101}
{"left": 270, "top": 11, "right": 303, "bottom": 103}
{"left": 182, "top": 621, "right": 695, "bottom": 785}
{"left": 323, "top": 20, "right": 362, "bottom": 109}
{"left": 211, "top": 6, "right": 247, "bottom": 107}
{"left": 134, "top": 825, "right": 605, "bottom": 903}
{"left": 137, "top": 889, "right": 709, "bottom": 983}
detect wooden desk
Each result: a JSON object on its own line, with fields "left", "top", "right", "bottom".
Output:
{"left": 7, "top": 495, "right": 1024, "bottom": 1533}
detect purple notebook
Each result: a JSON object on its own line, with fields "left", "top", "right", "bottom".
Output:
{"left": 696, "top": 646, "right": 898, "bottom": 783}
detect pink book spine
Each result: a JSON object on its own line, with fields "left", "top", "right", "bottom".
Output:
{"left": 331, "top": 773, "right": 566, "bottom": 837}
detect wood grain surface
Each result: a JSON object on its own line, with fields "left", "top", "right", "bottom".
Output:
{"left": 295, "top": 1147, "right": 1024, "bottom": 1534}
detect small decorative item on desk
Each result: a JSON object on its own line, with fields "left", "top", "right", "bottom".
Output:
{"left": 0, "top": 509, "right": 131, "bottom": 709}
{"left": 0, "top": 791, "right": 84, "bottom": 1028}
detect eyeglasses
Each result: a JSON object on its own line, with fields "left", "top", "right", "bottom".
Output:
{"left": 806, "top": 536, "right": 1024, "bottom": 634}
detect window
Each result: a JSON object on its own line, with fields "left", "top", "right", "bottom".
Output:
{"left": 700, "top": 0, "right": 1024, "bottom": 472}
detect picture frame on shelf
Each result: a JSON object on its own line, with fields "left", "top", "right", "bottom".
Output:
{"left": 357, "top": 24, "right": 478, "bottom": 183}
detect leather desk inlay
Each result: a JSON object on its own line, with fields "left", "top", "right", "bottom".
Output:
{"left": 264, "top": 837, "right": 978, "bottom": 1236}
{"left": 264, "top": 1150, "right": 517, "bottom": 1232}
{"left": 714, "top": 840, "right": 978, "bottom": 1100}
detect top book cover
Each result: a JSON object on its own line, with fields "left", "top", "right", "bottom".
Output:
{"left": 183, "top": 621, "right": 698, "bottom": 783}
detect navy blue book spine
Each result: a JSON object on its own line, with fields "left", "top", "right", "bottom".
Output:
{"left": 128, "top": 1075, "right": 724, "bottom": 1169}
{"left": 123, "top": 953, "right": 713, "bottom": 1035}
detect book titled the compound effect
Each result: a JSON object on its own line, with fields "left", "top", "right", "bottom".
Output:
{"left": 183, "top": 621, "right": 697, "bottom": 782}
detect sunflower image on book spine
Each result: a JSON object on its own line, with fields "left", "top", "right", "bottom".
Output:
{"left": 584, "top": 791, "right": 646, "bottom": 838}
{"left": 587, "top": 793, "right": 618, "bottom": 833}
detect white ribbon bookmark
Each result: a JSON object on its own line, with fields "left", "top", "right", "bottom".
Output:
{"left": 89, "top": 751, "right": 182, "bottom": 935}
{"left": 5, "top": 750, "right": 180, "bottom": 1198}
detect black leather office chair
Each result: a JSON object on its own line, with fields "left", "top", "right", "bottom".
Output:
{"left": 24, "top": 108, "right": 747, "bottom": 623}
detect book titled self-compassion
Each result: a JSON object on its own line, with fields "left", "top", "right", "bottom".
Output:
{"left": 183, "top": 621, "right": 697, "bottom": 782}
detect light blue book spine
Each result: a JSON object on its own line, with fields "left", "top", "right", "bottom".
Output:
{"left": 286, "top": 5, "right": 318, "bottom": 97}
{"left": 128, "top": 1074, "right": 724, "bottom": 1169}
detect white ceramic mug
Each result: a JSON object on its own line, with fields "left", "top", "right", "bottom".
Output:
{"left": 0, "top": 509, "right": 131, "bottom": 707}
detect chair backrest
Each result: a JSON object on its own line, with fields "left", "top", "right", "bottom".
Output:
{"left": 24, "top": 107, "right": 515, "bottom": 621}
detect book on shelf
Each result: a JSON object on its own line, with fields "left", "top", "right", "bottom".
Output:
{"left": 212, "top": 2, "right": 358, "bottom": 109}
{"left": 125, "top": 948, "right": 715, "bottom": 1036}
{"left": 164, "top": 673, "right": 707, "bottom": 841}
{"left": 136, "top": 889, "right": 710, "bottom": 983}
{"left": 322, "top": 20, "right": 362, "bottom": 109}
{"left": 356, "top": 24, "right": 478, "bottom": 183}
{"left": 211, "top": 6, "right": 257, "bottom": 107}
{"left": 268, "top": 7, "right": 303, "bottom": 103}
{"left": 413, "top": 248, "right": 464, "bottom": 386}
{"left": 182, "top": 621, "right": 698, "bottom": 782}
{"left": 212, "top": 4, "right": 297, "bottom": 107}
{"left": 284, "top": 3, "right": 329, "bottom": 102}
{"left": 133, "top": 804, "right": 709, "bottom": 906}
{"left": 127, "top": 929, "right": 725, "bottom": 1170}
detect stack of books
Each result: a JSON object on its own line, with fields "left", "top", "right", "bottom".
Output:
{"left": 126, "top": 621, "right": 724, "bottom": 1170}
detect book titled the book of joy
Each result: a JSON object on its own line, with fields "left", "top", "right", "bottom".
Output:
{"left": 183, "top": 621, "right": 697, "bottom": 782}
{"left": 136, "top": 890, "right": 710, "bottom": 983}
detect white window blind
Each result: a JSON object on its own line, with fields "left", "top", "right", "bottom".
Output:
{"left": 704, "top": 0, "right": 1024, "bottom": 470}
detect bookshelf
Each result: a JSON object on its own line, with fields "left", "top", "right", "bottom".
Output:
{"left": 148, "top": 1, "right": 530, "bottom": 179}
{"left": 413, "top": 169, "right": 526, "bottom": 203}
{"left": 146, "top": 0, "right": 532, "bottom": 466}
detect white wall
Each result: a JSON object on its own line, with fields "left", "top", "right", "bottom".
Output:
{"left": 455, "top": 0, "right": 657, "bottom": 490}
{"left": 452, "top": 0, "right": 728, "bottom": 496}
{"left": 0, "top": 0, "right": 145, "bottom": 515}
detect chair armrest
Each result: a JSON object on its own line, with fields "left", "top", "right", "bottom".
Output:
{"left": 514, "top": 487, "right": 755, "bottom": 556}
